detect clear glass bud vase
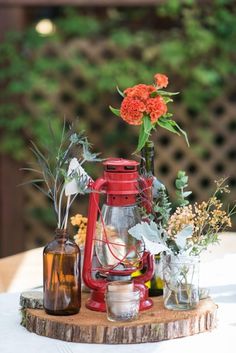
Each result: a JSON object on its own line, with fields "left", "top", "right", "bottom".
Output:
{"left": 162, "top": 253, "right": 200, "bottom": 310}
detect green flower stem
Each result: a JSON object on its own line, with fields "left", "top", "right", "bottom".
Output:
{"left": 58, "top": 184, "right": 66, "bottom": 228}
{"left": 63, "top": 195, "right": 71, "bottom": 230}
{"left": 61, "top": 193, "right": 78, "bottom": 229}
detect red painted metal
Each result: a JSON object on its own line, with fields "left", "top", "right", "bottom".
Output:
{"left": 83, "top": 177, "right": 107, "bottom": 292}
{"left": 83, "top": 158, "right": 154, "bottom": 312}
{"left": 103, "top": 158, "right": 140, "bottom": 206}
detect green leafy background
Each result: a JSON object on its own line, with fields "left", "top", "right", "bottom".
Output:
{"left": 0, "top": 0, "right": 235, "bottom": 244}
{"left": 1, "top": 1, "right": 236, "bottom": 159}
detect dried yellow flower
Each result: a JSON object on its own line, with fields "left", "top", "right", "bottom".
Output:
{"left": 71, "top": 214, "right": 88, "bottom": 247}
{"left": 167, "top": 205, "right": 195, "bottom": 238}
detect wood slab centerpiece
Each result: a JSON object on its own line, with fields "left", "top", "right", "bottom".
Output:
{"left": 20, "top": 292, "right": 217, "bottom": 344}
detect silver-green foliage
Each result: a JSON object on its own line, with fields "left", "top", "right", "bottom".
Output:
{"left": 22, "top": 120, "right": 101, "bottom": 228}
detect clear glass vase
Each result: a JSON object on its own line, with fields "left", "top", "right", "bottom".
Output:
{"left": 162, "top": 253, "right": 200, "bottom": 310}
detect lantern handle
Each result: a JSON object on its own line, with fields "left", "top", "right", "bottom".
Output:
{"left": 133, "top": 251, "right": 155, "bottom": 284}
{"left": 83, "top": 177, "right": 107, "bottom": 291}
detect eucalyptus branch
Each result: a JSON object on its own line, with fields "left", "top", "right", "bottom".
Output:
{"left": 175, "top": 171, "right": 191, "bottom": 207}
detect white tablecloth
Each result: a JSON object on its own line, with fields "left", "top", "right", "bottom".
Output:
{"left": 0, "top": 234, "right": 236, "bottom": 353}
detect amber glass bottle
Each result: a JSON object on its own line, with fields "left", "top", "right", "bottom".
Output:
{"left": 43, "top": 229, "right": 81, "bottom": 315}
{"left": 140, "top": 141, "right": 164, "bottom": 297}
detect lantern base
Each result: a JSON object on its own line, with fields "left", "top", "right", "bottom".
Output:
{"left": 139, "top": 297, "right": 153, "bottom": 310}
{"left": 135, "top": 283, "right": 153, "bottom": 311}
{"left": 86, "top": 284, "right": 153, "bottom": 312}
{"left": 86, "top": 290, "right": 106, "bottom": 312}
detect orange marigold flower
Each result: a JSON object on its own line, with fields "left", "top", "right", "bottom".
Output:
{"left": 124, "top": 84, "right": 156, "bottom": 101}
{"left": 146, "top": 96, "right": 167, "bottom": 123}
{"left": 154, "top": 73, "right": 169, "bottom": 89}
{"left": 120, "top": 97, "right": 146, "bottom": 125}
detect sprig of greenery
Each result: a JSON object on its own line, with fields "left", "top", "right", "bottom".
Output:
{"left": 135, "top": 171, "right": 234, "bottom": 257}
{"left": 175, "top": 171, "right": 192, "bottom": 207}
{"left": 137, "top": 180, "right": 171, "bottom": 228}
{"left": 22, "top": 120, "right": 101, "bottom": 229}
{"left": 153, "top": 186, "right": 172, "bottom": 227}
{"left": 168, "top": 178, "right": 234, "bottom": 256}
{"left": 139, "top": 170, "right": 192, "bottom": 226}
{"left": 136, "top": 176, "right": 234, "bottom": 257}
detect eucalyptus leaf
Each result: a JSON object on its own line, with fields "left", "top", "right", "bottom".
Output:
{"left": 153, "top": 186, "right": 172, "bottom": 227}
{"left": 178, "top": 170, "right": 187, "bottom": 178}
{"left": 183, "top": 191, "right": 192, "bottom": 197}
{"left": 176, "top": 179, "right": 188, "bottom": 189}
{"left": 175, "top": 170, "right": 191, "bottom": 207}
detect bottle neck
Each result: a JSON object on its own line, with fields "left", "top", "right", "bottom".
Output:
{"left": 140, "top": 141, "right": 155, "bottom": 176}
{"left": 55, "top": 228, "right": 69, "bottom": 240}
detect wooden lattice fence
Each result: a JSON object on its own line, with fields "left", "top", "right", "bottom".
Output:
{"left": 20, "top": 38, "right": 236, "bottom": 250}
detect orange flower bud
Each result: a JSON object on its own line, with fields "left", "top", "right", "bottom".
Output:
{"left": 154, "top": 73, "right": 169, "bottom": 89}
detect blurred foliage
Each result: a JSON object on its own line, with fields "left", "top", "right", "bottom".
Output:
{"left": 0, "top": 0, "right": 236, "bottom": 159}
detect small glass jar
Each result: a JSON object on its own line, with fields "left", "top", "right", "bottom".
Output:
{"left": 105, "top": 282, "right": 140, "bottom": 322}
{"left": 43, "top": 228, "right": 81, "bottom": 315}
{"left": 162, "top": 253, "right": 199, "bottom": 311}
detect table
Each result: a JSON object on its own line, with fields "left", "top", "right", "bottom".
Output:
{"left": 0, "top": 247, "right": 43, "bottom": 293}
{"left": 0, "top": 233, "right": 236, "bottom": 353}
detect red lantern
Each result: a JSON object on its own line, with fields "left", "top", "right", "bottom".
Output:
{"left": 83, "top": 158, "right": 154, "bottom": 311}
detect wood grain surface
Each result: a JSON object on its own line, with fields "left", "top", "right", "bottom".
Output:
{"left": 24, "top": 293, "right": 217, "bottom": 344}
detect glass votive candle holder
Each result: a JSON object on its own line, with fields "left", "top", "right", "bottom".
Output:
{"left": 105, "top": 282, "right": 140, "bottom": 322}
